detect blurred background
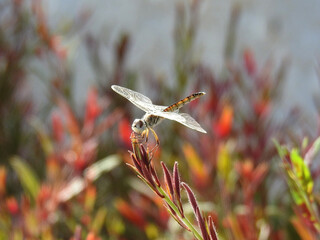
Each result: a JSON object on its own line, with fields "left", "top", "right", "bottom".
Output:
{"left": 1, "top": 0, "right": 320, "bottom": 239}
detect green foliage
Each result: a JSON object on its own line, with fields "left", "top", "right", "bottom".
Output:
{"left": 290, "top": 149, "right": 313, "bottom": 199}
{"left": 10, "top": 156, "right": 40, "bottom": 201}
{"left": 86, "top": 155, "right": 121, "bottom": 181}
{"left": 275, "top": 140, "right": 320, "bottom": 237}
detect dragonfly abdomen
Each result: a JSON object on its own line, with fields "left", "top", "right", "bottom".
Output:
{"left": 163, "top": 92, "right": 205, "bottom": 112}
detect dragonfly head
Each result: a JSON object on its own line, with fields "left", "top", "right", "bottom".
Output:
{"left": 132, "top": 119, "right": 147, "bottom": 134}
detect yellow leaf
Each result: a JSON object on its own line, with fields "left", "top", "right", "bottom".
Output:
{"left": 217, "top": 144, "right": 231, "bottom": 178}
{"left": 182, "top": 143, "right": 209, "bottom": 185}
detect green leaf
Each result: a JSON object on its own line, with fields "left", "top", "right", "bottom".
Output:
{"left": 276, "top": 142, "right": 320, "bottom": 232}
{"left": 29, "top": 117, "right": 53, "bottom": 156}
{"left": 290, "top": 149, "right": 313, "bottom": 195}
{"left": 273, "top": 139, "right": 286, "bottom": 159}
{"left": 91, "top": 207, "right": 108, "bottom": 233}
{"left": 145, "top": 223, "right": 160, "bottom": 239}
{"left": 10, "top": 156, "right": 40, "bottom": 201}
{"left": 85, "top": 154, "right": 121, "bottom": 181}
{"left": 311, "top": 136, "right": 320, "bottom": 155}
{"left": 290, "top": 149, "right": 305, "bottom": 176}
{"left": 301, "top": 137, "right": 309, "bottom": 150}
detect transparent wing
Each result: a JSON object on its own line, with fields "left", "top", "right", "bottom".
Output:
{"left": 179, "top": 113, "right": 207, "bottom": 133}
{"left": 154, "top": 111, "right": 206, "bottom": 133}
{"left": 111, "top": 85, "right": 166, "bottom": 112}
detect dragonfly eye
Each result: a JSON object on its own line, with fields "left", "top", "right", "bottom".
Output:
{"left": 132, "top": 119, "right": 145, "bottom": 133}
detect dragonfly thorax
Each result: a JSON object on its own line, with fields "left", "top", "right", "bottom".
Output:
{"left": 143, "top": 114, "right": 162, "bottom": 129}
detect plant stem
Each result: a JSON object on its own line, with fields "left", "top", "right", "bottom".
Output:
{"left": 157, "top": 185, "right": 203, "bottom": 240}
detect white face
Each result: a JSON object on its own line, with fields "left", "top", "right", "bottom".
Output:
{"left": 132, "top": 119, "right": 146, "bottom": 134}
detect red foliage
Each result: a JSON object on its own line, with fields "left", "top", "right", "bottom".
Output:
{"left": 51, "top": 110, "right": 64, "bottom": 143}
{"left": 115, "top": 199, "right": 146, "bottom": 230}
{"left": 254, "top": 99, "right": 271, "bottom": 117}
{"left": 84, "top": 88, "right": 102, "bottom": 130}
{"left": 49, "top": 36, "right": 67, "bottom": 59}
{"left": 243, "top": 48, "right": 257, "bottom": 76}
{"left": 118, "top": 118, "right": 132, "bottom": 147}
{"left": 6, "top": 197, "right": 19, "bottom": 215}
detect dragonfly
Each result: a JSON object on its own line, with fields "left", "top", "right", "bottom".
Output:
{"left": 111, "top": 85, "right": 206, "bottom": 146}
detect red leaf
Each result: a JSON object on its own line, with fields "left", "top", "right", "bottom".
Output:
{"left": 243, "top": 48, "right": 256, "bottom": 76}
{"left": 51, "top": 110, "right": 64, "bottom": 143}
{"left": 254, "top": 99, "right": 271, "bottom": 117}
{"left": 161, "top": 162, "right": 174, "bottom": 202}
{"left": 84, "top": 88, "right": 101, "bottom": 129}
{"left": 118, "top": 118, "right": 132, "bottom": 147}
{"left": 181, "top": 182, "right": 199, "bottom": 216}
{"left": 50, "top": 36, "right": 67, "bottom": 59}
{"left": 57, "top": 97, "right": 80, "bottom": 138}
{"left": 6, "top": 197, "right": 19, "bottom": 215}
{"left": 74, "top": 156, "right": 87, "bottom": 171}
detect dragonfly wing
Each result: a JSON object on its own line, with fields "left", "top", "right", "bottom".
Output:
{"left": 179, "top": 113, "right": 207, "bottom": 133}
{"left": 152, "top": 105, "right": 168, "bottom": 112}
{"left": 153, "top": 105, "right": 179, "bottom": 112}
{"left": 154, "top": 112, "right": 206, "bottom": 133}
{"left": 112, "top": 85, "right": 158, "bottom": 112}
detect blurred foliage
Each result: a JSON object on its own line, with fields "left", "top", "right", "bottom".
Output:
{"left": 1, "top": 0, "right": 320, "bottom": 240}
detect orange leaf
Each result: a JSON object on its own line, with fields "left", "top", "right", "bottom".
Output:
{"left": 0, "top": 167, "right": 6, "bottom": 196}
{"left": 115, "top": 199, "right": 146, "bottom": 229}
{"left": 85, "top": 185, "right": 97, "bottom": 211}
{"left": 213, "top": 105, "right": 233, "bottom": 138}
{"left": 291, "top": 217, "right": 318, "bottom": 240}
{"left": 182, "top": 143, "right": 209, "bottom": 188}
{"left": 86, "top": 232, "right": 101, "bottom": 240}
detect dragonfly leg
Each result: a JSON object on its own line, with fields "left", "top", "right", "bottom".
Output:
{"left": 144, "top": 128, "right": 150, "bottom": 143}
{"left": 149, "top": 128, "right": 160, "bottom": 153}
